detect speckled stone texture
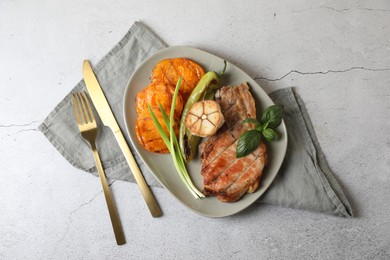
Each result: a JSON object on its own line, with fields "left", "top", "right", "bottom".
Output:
{"left": 1, "top": 0, "right": 389, "bottom": 259}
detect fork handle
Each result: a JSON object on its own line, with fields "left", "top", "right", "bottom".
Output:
{"left": 113, "top": 130, "right": 163, "bottom": 218}
{"left": 91, "top": 144, "right": 126, "bottom": 245}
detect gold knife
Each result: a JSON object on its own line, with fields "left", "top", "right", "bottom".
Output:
{"left": 82, "top": 60, "right": 162, "bottom": 218}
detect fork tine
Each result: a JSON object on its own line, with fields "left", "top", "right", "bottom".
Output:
{"left": 76, "top": 92, "right": 87, "bottom": 124}
{"left": 82, "top": 91, "right": 95, "bottom": 123}
{"left": 79, "top": 92, "right": 91, "bottom": 123}
{"left": 71, "top": 94, "right": 81, "bottom": 125}
{"left": 74, "top": 93, "right": 83, "bottom": 124}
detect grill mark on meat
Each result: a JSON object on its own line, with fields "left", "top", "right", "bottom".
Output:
{"left": 200, "top": 122, "right": 250, "bottom": 170}
{"left": 217, "top": 144, "right": 267, "bottom": 202}
{"left": 201, "top": 140, "right": 237, "bottom": 185}
{"left": 203, "top": 148, "right": 262, "bottom": 196}
{"left": 200, "top": 83, "right": 267, "bottom": 202}
{"left": 200, "top": 130, "right": 236, "bottom": 169}
{"left": 217, "top": 159, "right": 262, "bottom": 202}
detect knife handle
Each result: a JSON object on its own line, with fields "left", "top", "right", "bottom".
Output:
{"left": 114, "top": 130, "right": 163, "bottom": 218}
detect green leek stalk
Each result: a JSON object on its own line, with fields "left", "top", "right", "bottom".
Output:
{"left": 147, "top": 77, "right": 204, "bottom": 199}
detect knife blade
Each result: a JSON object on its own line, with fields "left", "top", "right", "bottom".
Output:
{"left": 82, "top": 60, "right": 162, "bottom": 218}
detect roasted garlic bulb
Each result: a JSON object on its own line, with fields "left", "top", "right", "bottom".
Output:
{"left": 185, "top": 100, "right": 225, "bottom": 137}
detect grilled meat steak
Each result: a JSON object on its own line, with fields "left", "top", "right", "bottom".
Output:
{"left": 199, "top": 83, "right": 267, "bottom": 202}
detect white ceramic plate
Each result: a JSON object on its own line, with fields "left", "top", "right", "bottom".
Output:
{"left": 123, "top": 46, "right": 287, "bottom": 217}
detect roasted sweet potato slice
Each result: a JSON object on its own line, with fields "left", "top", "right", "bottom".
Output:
{"left": 135, "top": 82, "right": 183, "bottom": 119}
{"left": 135, "top": 82, "right": 183, "bottom": 153}
{"left": 135, "top": 110, "right": 180, "bottom": 154}
{"left": 150, "top": 58, "right": 205, "bottom": 101}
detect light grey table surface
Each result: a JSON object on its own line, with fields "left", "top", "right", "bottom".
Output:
{"left": 1, "top": 1, "right": 389, "bottom": 259}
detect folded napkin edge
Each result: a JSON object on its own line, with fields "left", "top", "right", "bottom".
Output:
{"left": 291, "top": 88, "right": 353, "bottom": 217}
{"left": 38, "top": 122, "right": 85, "bottom": 171}
{"left": 93, "top": 21, "right": 168, "bottom": 75}
{"left": 38, "top": 122, "right": 131, "bottom": 176}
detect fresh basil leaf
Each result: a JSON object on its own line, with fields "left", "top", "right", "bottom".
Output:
{"left": 262, "top": 128, "right": 278, "bottom": 141}
{"left": 261, "top": 105, "right": 284, "bottom": 129}
{"left": 236, "top": 130, "right": 262, "bottom": 158}
{"left": 242, "top": 118, "right": 261, "bottom": 128}
{"left": 262, "top": 121, "right": 268, "bottom": 130}
{"left": 255, "top": 125, "right": 263, "bottom": 132}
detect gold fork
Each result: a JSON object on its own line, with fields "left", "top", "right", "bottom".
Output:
{"left": 71, "top": 91, "right": 126, "bottom": 245}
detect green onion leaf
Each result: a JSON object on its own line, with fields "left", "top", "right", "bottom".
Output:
{"left": 147, "top": 105, "right": 171, "bottom": 150}
{"left": 149, "top": 77, "right": 204, "bottom": 199}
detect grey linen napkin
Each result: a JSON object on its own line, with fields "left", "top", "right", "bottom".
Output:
{"left": 38, "top": 21, "right": 353, "bottom": 217}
